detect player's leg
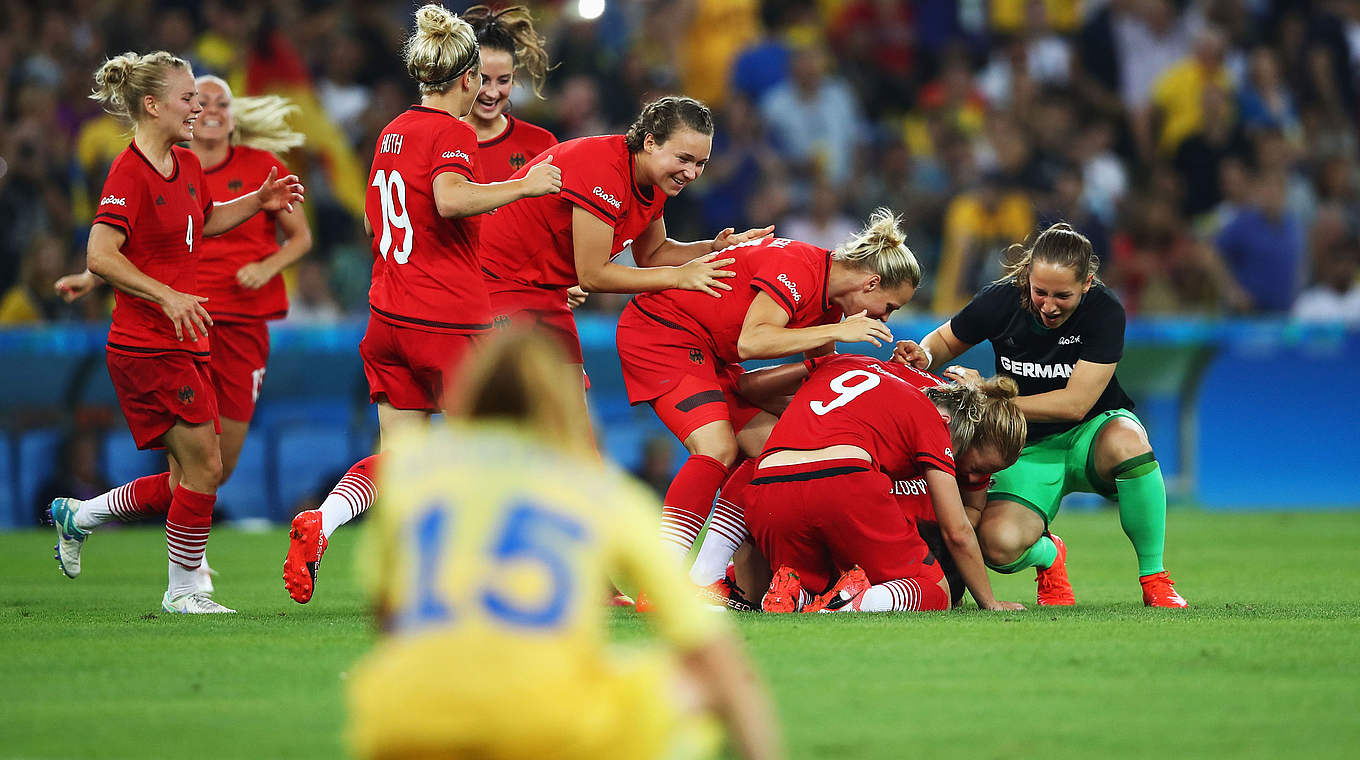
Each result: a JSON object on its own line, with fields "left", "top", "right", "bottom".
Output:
{"left": 688, "top": 404, "right": 772, "bottom": 586}
{"left": 160, "top": 418, "right": 233, "bottom": 613}
{"left": 1090, "top": 413, "right": 1187, "bottom": 607}
{"left": 980, "top": 439, "right": 1075, "bottom": 605}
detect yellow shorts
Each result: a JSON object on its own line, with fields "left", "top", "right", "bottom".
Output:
{"left": 347, "top": 635, "right": 719, "bottom": 760}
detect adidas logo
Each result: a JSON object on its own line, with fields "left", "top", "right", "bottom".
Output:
{"left": 155, "top": 195, "right": 167, "bottom": 206}
{"left": 100, "top": 195, "right": 126, "bottom": 206}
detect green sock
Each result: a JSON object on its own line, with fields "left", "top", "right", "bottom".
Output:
{"left": 988, "top": 534, "right": 1057, "bottom": 574}
{"left": 1113, "top": 454, "right": 1167, "bottom": 576}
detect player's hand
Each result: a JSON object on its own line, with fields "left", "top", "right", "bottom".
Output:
{"left": 712, "top": 225, "right": 774, "bottom": 252}
{"left": 521, "top": 155, "right": 562, "bottom": 198}
{"left": 159, "top": 288, "right": 213, "bottom": 342}
{"left": 982, "top": 600, "right": 1026, "bottom": 611}
{"left": 675, "top": 252, "right": 736, "bottom": 297}
{"left": 834, "top": 310, "right": 894, "bottom": 347}
{"left": 942, "top": 365, "right": 982, "bottom": 386}
{"left": 54, "top": 270, "right": 101, "bottom": 303}
{"left": 566, "top": 285, "right": 589, "bottom": 310}
{"left": 256, "top": 166, "right": 306, "bottom": 213}
{"left": 235, "top": 261, "right": 275, "bottom": 290}
{"left": 892, "top": 339, "right": 931, "bottom": 369}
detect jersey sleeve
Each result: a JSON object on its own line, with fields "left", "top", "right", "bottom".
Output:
{"left": 604, "top": 470, "right": 725, "bottom": 649}
{"left": 431, "top": 122, "right": 478, "bottom": 183}
{"left": 92, "top": 165, "right": 142, "bottom": 237}
{"left": 906, "top": 411, "right": 956, "bottom": 477}
{"left": 558, "top": 149, "right": 626, "bottom": 227}
{"left": 950, "top": 282, "right": 1014, "bottom": 346}
{"left": 750, "top": 250, "right": 818, "bottom": 320}
{"left": 1079, "top": 290, "right": 1126, "bottom": 364}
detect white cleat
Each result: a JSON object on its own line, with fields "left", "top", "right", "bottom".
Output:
{"left": 161, "top": 591, "right": 236, "bottom": 614}
{"left": 49, "top": 498, "right": 89, "bottom": 579}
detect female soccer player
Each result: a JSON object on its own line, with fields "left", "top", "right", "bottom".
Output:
{"left": 479, "top": 95, "right": 771, "bottom": 376}
{"left": 743, "top": 353, "right": 1027, "bottom": 613}
{"left": 347, "top": 330, "right": 784, "bottom": 760}
{"left": 616, "top": 209, "right": 917, "bottom": 560}
{"left": 282, "top": 4, "right": 561, "bottom": 604}
{"left": 893, "top": 223, "right": 1189, "bottom": 607}
{"left": 48, "top": 50, "right": 303, "bottom": 614}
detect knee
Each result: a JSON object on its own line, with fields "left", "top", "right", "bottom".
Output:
{"left": 1098, "top": 419, "right": 1152, "bottom": 461}
{"left": 688, "top": 436, "right": 739, "bottom": 468}
{"left": 977, "top": 522, "right": 1025, "bottom": 568}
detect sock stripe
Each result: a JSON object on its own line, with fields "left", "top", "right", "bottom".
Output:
{"left": 333, "top": 475, "right": 376, "bottom": 519}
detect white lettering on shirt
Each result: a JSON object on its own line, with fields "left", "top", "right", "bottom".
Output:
{"left": 380, "top": 134, "right": 404, "bottom": 154}
{"left": 100, "top": 195, "right": 126, "bottom": 206}
{"left": 1000, "top": 355, "right": 1075, "bottom": 379}
{"left": 593, "top": 186, "right": 622, "bottom": 210}
{"left": 777, "top": 273, "right": 802, "bottom": 303}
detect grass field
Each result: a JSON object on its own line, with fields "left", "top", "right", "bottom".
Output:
{"left": 2, "top": 508, "right": 1358, "bottom": 760}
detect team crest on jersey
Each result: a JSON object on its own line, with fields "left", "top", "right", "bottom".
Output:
{"left": 493, "top": 314, "right": 511, "bottom": 330}
{"left": 187, "top": 184, "right": 196, "bottom": 198}
{"left": 509, "top": 153, "right": 527, "bottom": 170}
{"left": 228, "top": 179, "right": 244, "bottom": 193}
{"left": 689, "top": 349, "right": 705, "bottom": 365}
{"left": 155, "top": 195, "right": 167, "bottom": 206}
{"left": 177, "top": 386, "right": 195, "bottom": 405}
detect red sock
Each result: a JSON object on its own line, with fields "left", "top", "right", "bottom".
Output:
{"left": 660, "top": 454, "right": 730, "bottom": 554}
{"left": 318, "top": 455, "right": 380, "bottom": 538}
{"left": 107, "top": 472, "right": 173, "bottom": 520}
{"left": 166, "top": 485, "right": 215, "bottom": 570}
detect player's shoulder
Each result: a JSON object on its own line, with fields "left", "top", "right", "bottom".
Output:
{"left": 556, "top": 133, "right": 626, "bottom": 165}
{"left": 1082, "top": 281, "right": 1124, "bottom": 312}
{"left": 973, "top": 278, "right": 1019, "bottom": 305}
{"left": 231, "top": 144, "right": 288, "bottom": 170}
{"left": 509, "top": 116, "right": 557, "bottom": 147}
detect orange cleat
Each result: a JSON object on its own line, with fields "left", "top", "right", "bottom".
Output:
{"left": 761, "top": 566, "right": 805, "bottom": 613}
{"left": 699, "top": 577, "right": 755, "bottom": 612}
{"left": 1036, "top": 533, "right": 1076, "bottom": 606}
{"left": 283, "top": 510, "right": 328, "bottom": 604}
{"left": 1140, "top": 571, "right": 1188, "bottom": 608}
{"left": 634, "top": 591, "right": 653, "bottom": 613}
{"left": 805, "top": 565, "right": 871, "bottom": 613}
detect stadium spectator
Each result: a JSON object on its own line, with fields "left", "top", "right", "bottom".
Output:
{"left": 282, "top": 257, "right": 342, "bottom": 325}
{"left": 933, "top": 171, "right": 1035, "bottom": 314}
{"left": 1117, "top": 0, "right": 1195, "bottom": 159}
{"left": 779, "top": 179, "right": 860, "bottom": 251}
{"left": 696, "top": 95, "right": 783, "bottom": 235}
{"left": 759, "top": 42, "right": 865, "bottom": 188}
{"left": 1292, "top": 235, "right": 1360, "bottom": 325}
{"left": 1150, "top": 25, "right": 1234, "bottom": 157}
{"left": 1214, "top": 169, "right": 1306, "bottom": 313}
{"left": 0, "top": 234, "right": 77, "bottom": 324}
{"left": 1172, "top": 83, "right": 1250, "bottom": 220}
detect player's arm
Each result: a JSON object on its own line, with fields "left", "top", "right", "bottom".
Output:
{"left": 1014, "top": 359, "right": 1117, "bottom": 422}
{"left": 87, "top": 223, "right": 212, "bottom": 341}
{"left": 572, "top": 207, "right": 735, "bottom": 296}
{"left": 680, "top": 635, "right": 786, "bottom": 760}
{"left": 431, "top": 157, "right": 561, "bottom": 218}
{"left": 235, "top": 205, "right": 314, "bottom": 290}
{"left": 737, "top": 294, "right": 892, "bottom": 360}
{"left": 632, "top": 216, "right": 774, "bottom": 268}
{"left": 205, "top": 166, "right": 305, "bottom": 236}
{"left": 892, "top": 320, "right": 973, "bottom": 372}
{"left": 961, "top": 481, "right": 987, "bottom": 528}
{"left": 925, "top": 467, "right": 1023, "bottom": 611}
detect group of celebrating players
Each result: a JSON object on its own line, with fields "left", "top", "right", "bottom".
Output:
{"left": 42, "top": 4, "right": 1187, "bottom": 757}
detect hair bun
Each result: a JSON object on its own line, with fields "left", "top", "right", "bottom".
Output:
{"left": 981, "top": 376, "right": 1019, "bottom": 399}
{"left": 415, "top": 4, "right": 456, "bottom": 39}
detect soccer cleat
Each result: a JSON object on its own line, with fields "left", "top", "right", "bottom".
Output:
{"left": 283, "top": 510, "right": 328, "bottom": 604}
{"left": 634, "top": 591, "right": 653, "bottom": 613}
{"left": 1140, "top": 571, "right": 1188, "bottom": 608}
{"left": 805, "top": 565, "right": 871, "bottom": 613}
{"left": 699, "top": 577, "right": 755, "bottom": 612}
{"left": 1036, "top": 533, "right": 1076, "bottom": 606}
{"left": 161, "top": 590, "right": 236, "bottom": 614}
{"left": 50, "top": 498, "right": 89, "bottom": 579}
{"left": 761, "top": 566, "right": 805, "bottom": 613}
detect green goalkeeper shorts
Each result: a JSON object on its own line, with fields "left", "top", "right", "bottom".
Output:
{"left": 987, "top": 408, "right": 1146, "bottom": 526}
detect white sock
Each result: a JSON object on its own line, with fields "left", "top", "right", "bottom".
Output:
{"left": 318, "top": 468, "right": 376, "bottom": 539}
{"left": 688, "top": 497, "right": 747, "bottom": 586}
{"left": 167, "top": 560, "right": 199, "bottom": 600}
{"left": 659, "top": 507, "right": 706, "bottom": 560}
{"left": 856, "top": 579, "right": 923, "bottom": 612}
{"left": 73, "top": 484, "right": 134, "bottom": 530}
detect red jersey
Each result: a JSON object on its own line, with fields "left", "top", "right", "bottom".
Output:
{"left": 366, "top": 105, "right": 491, "bottom": 334}
{"left": 765, "top": 354, "right": 956, "bottom": 480}
{"left": 94, "top": 143, "right": 214, "bottom": 359}
{"left": 629, "top": 237, "right": 843, "bottom": 365}
{"left": 197, "top": 145, "right": 291, "bottom": 322}
{"left": 476, "top": 115, "right": 557, "bottom": 183}
{"left": 480, "top": 134, "right": 666, "bottom": 290}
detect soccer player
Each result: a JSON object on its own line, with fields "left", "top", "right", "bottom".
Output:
{"left": 479, "top": 95, "right": 771, "bottom": 384}
{"left": 741, "top": 354, "right": 1027, "bottom": 613}
{"left": 893, "top": 222, "right": 1189, "bottom": 607}
{"left": 47, "top": 50, "right": 303, "bottom": 613}
{"left": 346, "top": 330, "right": 784, "bottom": 760}
{"left": 616, "top": 209, "right": 917, "bottom": 564}
{"left": 282, "top": 4, "right": 562, "bottom": 604}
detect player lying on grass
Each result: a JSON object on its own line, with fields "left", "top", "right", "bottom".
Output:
{"left": 347, "top": 330, "right": 783, "bottom": 760}
{"left": 729, "top": 353, "right": 1027, "bottom": 613}
{"left": 893, "top": 222, "right": 1188, "bottom": 608}
{"left": 615, "top": 208, "right": 920, "bottom": 569}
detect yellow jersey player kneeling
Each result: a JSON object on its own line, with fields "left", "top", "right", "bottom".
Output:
{"left": 346, "top": 330, "right": 784, "bottom": 760}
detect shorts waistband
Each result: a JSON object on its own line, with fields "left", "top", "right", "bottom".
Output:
{"left": 750, "top": 457, "right": 872, "bottom": 485}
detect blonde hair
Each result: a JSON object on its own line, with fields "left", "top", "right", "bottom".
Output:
{"left": 445, "top": 330, "right": 592, "bottom": 457}
{"left": 924, "top": 377, "right": 1026, "bottom": 464}
{"left": 832, "top": 208, "right": 922, "bottom": 289}
{"left": 463, "top": 4, "right": 553, "bottom": 99}
{"left": 404, "top": 4, "right": 480, "bottom": 96}
{"left": 90, "top": 51, "right": 191, "bottom": 129}
{"left": 195, "top": 75, "right": 305, "bottom": 154}
{"left": 998, "top": 222, "right": 1101, "bottom": 312}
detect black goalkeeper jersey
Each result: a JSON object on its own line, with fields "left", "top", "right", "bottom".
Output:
{"left": 950, "top": 279, "right": 1135, "bottom": 443}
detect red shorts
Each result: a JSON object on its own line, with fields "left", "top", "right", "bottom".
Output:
{"left": 616, "top": 303, "right": 761, "bottom": 442}
{"left": 106, "top": 350, "right": 221, "bottom": 450}
{"left": 206, "top": 320, "right": 270, "bottom": 422}
{"left": 360, "top": 316, "right": 483, "bottom": 412}
{"left": 744, "top": 458, "right": 943, "bottom": 593}
{"left": 487, "top": 280, "right": 582, "bottom": 364}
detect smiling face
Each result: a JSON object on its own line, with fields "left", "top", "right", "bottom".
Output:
{"left": 472, "top": 47, "right": 515, "bottom": 124}
{"left": 638, "top": 127, "right": 712, "bottom": 196}
{"left": 193, "top": 79, "right": 233, "bottom": 145}
{"left": 1028, "top": 259, "right": 1092, "bottom": 329}
{"left": 145, "top": 67, "right": 200, "bottom": 143}
{"left": 834, "top": 276, "right": 917, "bottom": 320}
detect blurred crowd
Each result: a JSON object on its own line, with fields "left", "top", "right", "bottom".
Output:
{"left": 3, "top": 0, "right": 1360, "bottom": 326}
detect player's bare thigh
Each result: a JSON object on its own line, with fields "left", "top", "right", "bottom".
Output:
{"left": 1091, "top": 416, "right": 1154, "bottom": 483}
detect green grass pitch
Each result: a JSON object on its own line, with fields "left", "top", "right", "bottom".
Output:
{"left": 2, "top": 509, "right": 1357, "bottom": 760}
